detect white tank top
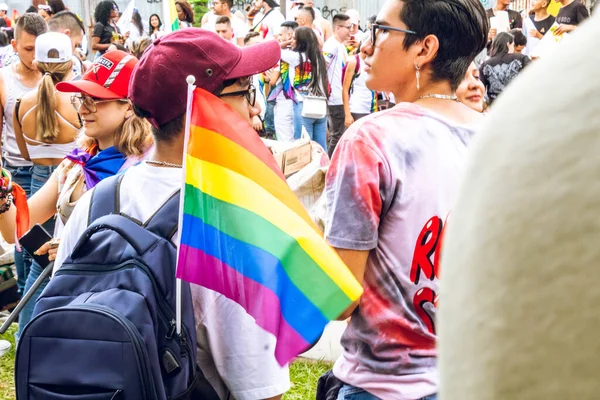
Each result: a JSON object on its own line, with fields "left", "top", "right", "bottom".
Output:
{"left": 349, "top": 58, "right": 375, "bottom": 115}
{"left": 2, "top": 66, "right": 36, "bottom": 167}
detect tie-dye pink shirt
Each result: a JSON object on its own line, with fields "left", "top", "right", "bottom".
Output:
{"left": 325, "top": 103, "right": 479, "bottom": 399}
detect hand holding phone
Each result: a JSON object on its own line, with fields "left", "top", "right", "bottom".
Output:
{"left": 20, "top": 224, "right": 53, "bottom": 268}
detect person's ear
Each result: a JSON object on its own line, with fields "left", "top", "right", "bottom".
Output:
{"left": 63, "top": 28, "right": 71, "bottom": 37}
{"left": 414, "top": 34, "right": 439, "bottom": 71}
{"left": 11, "top": 38, "right": 16, "bottom": 53}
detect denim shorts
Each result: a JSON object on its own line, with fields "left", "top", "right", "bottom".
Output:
{"left": 337, "top": 384, "right": 437, "bottom": 400}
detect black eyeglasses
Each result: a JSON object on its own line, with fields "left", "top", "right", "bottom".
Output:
{"left": 217, "top": 83, "right": 256, "bottom": 107}
{"left": 371, "top": 23, "right": 417, "bottom": 46}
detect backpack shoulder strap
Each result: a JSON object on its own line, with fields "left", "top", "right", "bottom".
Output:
{"left": 144, "top": 190, "right": 181, "bottom": 241}
{"left": 87, "top": 174, "right": 123, "bottom": 226}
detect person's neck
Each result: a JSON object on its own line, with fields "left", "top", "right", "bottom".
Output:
{"left": 97, "top": 137, "right": 114, "bottom": 152}
{"left": 394, "top": 80, "right": 455, "bottom": 105}
{"left": 263, "top": 5, "right": 273, "bottom": 13}
{"left": 495, "top": 3, "right": 509, "bottom": 11}
{"left": 534, "top": 8, "right": 550, "bottom": 19}
{"left": 16, "top": 61, "right": 41, "bottom": 80}
{"left": 150, "top": 133, "right": 185, "bottom": 166}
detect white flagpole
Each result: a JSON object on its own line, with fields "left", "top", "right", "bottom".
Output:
{"left": 176, "top": 75, "right": 196, "bottom": 336}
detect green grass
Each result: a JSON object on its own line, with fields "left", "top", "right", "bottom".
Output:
{"left": 0, "top": 324, "right": 16, "bottom": 400}
{"left": 0, "top": 323, "right": 331, "bottom": 400}
{"left": 285, "top": 358, "right": 333, "bottom": 400}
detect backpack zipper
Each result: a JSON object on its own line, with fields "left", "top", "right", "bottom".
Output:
{"left": 56, "top": 261, "right": 196, "bottom": 376}
{"left": 22, "top": 304, "right": 158, "bottom": 400}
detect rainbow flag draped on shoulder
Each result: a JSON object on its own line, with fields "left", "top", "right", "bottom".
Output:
{"left": 176, "top": 87, "right": 363, "bottom": 365}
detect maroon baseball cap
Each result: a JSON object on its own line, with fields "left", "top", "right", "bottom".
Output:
{"left": 130, "top": 29, "right": 281, "bottom": 128}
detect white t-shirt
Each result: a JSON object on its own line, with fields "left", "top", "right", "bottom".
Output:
{"left": 53, "top": 163, "right": 291, "bottom": 400}
{"left": 349, "top": 56, "right": 375, "bottom": 115}
{"left": 204, "top": 12, "right": 249, "bottom": 42}
{"left": 323, "top": 36, "right": 347, "bottom": 106}
{"left": 253, "top": 8, "right": 285, "bottom": 41}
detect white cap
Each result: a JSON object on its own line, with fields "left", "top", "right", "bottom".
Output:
{"left": 0, "top": 3, "right": 8, "bottom": 11}
{"left": 345, "top": 9, "right": 360, "bottom": 26}
{"left": 35, "top": 32, "right": 73, "bottom": 63}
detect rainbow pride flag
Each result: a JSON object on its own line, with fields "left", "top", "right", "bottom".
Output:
{"left": 176, "top": 88, "right": 363, "bottom": 365}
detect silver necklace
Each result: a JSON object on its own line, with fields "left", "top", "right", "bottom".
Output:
{"left": 146, "top": 160, "right": 182, "bottom": 168}
{"left": 418, "top": 94, "right": 459, "bottom": 102}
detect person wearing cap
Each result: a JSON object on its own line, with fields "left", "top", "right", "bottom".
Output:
{"left": 0, "top": 13, "right": 47, "bottom": 305}
{"left": 0, "top": 3, "right": 10, "bottom": 28}
{"left": 48, "top": 11, "right": 87, "bottom": 76}
{"left": 250, "top": 0, "right": 285, "bottom": 41}
{"left": 0, "top": 50, "right": 152, "bottom": 340}
{"left": 52, "top": 29, "right": 290, "bottom": 400}
{"left": 11, "top": 31, "right": 79, "bottom": 339}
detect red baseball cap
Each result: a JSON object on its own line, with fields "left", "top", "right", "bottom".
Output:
{"left": 57, "top": 50, "right": 138, "bottom": 99}
{"left": 130, "top": 29, "right": 281, "bottom": 128}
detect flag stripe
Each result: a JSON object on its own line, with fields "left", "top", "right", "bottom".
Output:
{"left": 190, "top": 90, "right": 284, "bottom": 180}
{"left": 182, "top": 185, "right": 353, "bottom": 319}
{"left": 184, "top": 154, "right": 364, "bottom": 301}
{"left": 188, "top": 125, "right": 317, "bottom": 231}
{"left": 179, "top": 213, "right": 330, "bottom": 341}
{"left": 178, "top": 244, "right": 312, "bottom": 364}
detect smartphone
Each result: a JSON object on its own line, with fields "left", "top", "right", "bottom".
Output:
{"left": 19, "top": 224, "right": 53, "bottom": 269}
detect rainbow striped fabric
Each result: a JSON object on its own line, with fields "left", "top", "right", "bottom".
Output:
{"left": 176, "top": 88, "right": 364, "bottom": 365}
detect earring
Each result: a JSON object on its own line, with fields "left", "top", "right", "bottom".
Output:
{"left": 415, "top": 63, "right": 421, "bottom": 91}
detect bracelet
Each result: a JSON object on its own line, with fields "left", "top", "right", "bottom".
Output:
{"left": 0, "top": 168, "right": 12, "bottom": 195}
{"left": 0, "top": 194, "right": 13, "bottom": 215}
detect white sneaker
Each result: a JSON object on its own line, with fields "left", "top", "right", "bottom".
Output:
{"left": 0, "top": 339, "right": 10, "bottom": 357}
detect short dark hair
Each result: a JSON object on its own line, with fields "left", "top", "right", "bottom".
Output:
{"left": 15, "top": 13, "right": 48, "bottom": 40}
{"left": 0, "top": 31, "right": 8, "bottom": 47}
{"left": 216, "top": 15, "right": 231, "bottom": 26}
{"left": 368, "top": 14, "right": 377, "bottom": 24}
{"left": 299, "top": 6, "right": 316, "bottom": 21}
{"left": 49, "top": 10, "right": 85, "bottom": 35}
{"left": 26, "top": 6, "right": 37, "bottom": 13}
{"left": 332, "top": 13, "right": 350, "bottom": 27}
{"left": 244, "top": 31, "right": 261, "bottom": 44}
{"left": 510, "top": 29, "right": 527, "bottom": 46}
{"left": 134, "top": 105, "right": 186, "bottom": 143}
{"left": 399, "top": 0, "right": 489, "bottom": 91}
{"left": 221, "top": 0, "right": 234, "bottom": 8}
{"left": 281, "top": 21, "right": 299, "bottom": 30}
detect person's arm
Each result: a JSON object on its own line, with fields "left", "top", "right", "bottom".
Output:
{"left": 13, "top": 100, "right": 30, "bottom": 161}
{"left": 320, "top": 19, "right": 333, "bottom": 41}
{"left": 201, "top": 13, "right": 210, "bottom": 28}
{"left": 335, "top": 248, "right": 370, "bottom": 319}
{"left": 554, "top": 23, "right": 577, "bottom": 34}
{"left": 324, "top": 136, "right": 389, "bottom": 320}
{"left": 342, "top": 56, "right": 357, "bottom": 128}
{"left": 0, "top": 72, "right": 5, "bottom": 156}
{"left": 0, "top": 168, "right": 60, "bottom": 243}
{"left": 91, "top": 24, "right": 111, "bottom": 52}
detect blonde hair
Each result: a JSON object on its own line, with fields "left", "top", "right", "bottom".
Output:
{"left": 130, "top": 38, "right": 152, "bottom": 59}
{"left": 36, "top": 51, "right": 74, "bottom": 142}
{"left": 76, "top": 106, "right": 153, "bottom": 157}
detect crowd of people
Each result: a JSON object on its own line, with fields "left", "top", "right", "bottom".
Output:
{"left": 0, "top": 0, "right": 596, "bottom": 399}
